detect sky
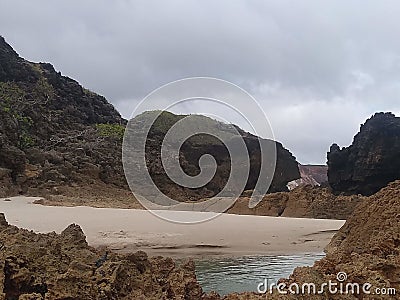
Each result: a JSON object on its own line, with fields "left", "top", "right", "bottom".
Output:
{"left": 1, "top": 0, "right": 399, "bottom": 164}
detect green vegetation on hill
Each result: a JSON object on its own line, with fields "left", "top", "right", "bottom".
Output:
{"left": 0, "top": 36, "right": 127, "bottom": 195}
{"left": 0, "top": 82, "right": 35, "bottom": 149}
{"left": 95, "top": 123, "right": 125, "bottom": 140}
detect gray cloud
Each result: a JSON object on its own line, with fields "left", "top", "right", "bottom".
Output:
{"left": 1, "top": 0, "right": 399, "bottom": 163}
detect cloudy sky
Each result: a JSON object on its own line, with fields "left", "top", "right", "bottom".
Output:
{"left": 1, "top": 0, "right": 399, "bottom": 164}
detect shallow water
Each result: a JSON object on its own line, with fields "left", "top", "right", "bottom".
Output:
{"left": 195, "top": 253, "right": 325, "bottom": 296}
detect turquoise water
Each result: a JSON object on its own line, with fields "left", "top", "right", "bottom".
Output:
{"left": 195, "top": 253, "right": 325, "bottom": 296}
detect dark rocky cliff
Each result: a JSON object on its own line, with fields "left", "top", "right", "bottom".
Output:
{"left": 0, "top": 36, "right": 126, "bottom": 197}
{"left": 327, "top": 112, "right": 400, "bottom": 196}
{"left": 0, "top": 36, "right": 299, "bottom": 201}
{"left": 134, "top": 111, "right": 300, "bottom": 201}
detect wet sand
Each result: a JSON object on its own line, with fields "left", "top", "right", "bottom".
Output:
{"left": 0, "top": 196, "right": 345, "bottom": 257}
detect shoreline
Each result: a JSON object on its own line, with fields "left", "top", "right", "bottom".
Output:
{"left": 0, "top": 196, "right": 345, "bottom": 258}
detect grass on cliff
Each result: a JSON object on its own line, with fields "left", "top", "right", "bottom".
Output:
{"left": 95, "top": 123, "right": 125, "bottom": 140}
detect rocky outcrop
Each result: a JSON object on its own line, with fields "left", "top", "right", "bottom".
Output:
{"left": 0, "top": 37, "right": 299, "bottom": 202}
{"left": 0, "top": 213, "right": 203, "bottom": 299}
{"left": 132, "top": 111, "right": 300, "bottom": 202}
{"left": 0, "top": 36, "right": 128, "bottom": 197}
{"left": 274, "top": 180, "right": 400, "bottom": 299}
{"left": 227, "top": 185, "right": 363, "bottom": 219}
{"left": 328, "top": 112, "right": 400, "bottom": 196}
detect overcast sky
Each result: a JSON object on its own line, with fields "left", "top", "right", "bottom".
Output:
{"left": 1, "top": 0, "right": 399, "bottom": 164}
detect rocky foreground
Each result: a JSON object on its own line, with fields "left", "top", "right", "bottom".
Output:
{"left": 0, "top": 213, "right": 205, "bottom": 299}
{"left": 1, "top": 180, "right": 399, "bottom": 299}
{"left": 263, "top": 179, "right": 400, "bottom": 300}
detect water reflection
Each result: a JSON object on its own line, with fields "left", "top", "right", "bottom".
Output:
{"left": 195, "top": 253, "right": 325, "bottom": 295}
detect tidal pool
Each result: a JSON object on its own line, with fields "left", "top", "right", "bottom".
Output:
{"left": 195, "top": 253, "right": 325, "bottom": 295}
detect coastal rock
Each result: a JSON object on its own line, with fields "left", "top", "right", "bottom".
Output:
{"left": 212, "top": 181, "right": 400, "bottom": 299}
{"left": 0, "top": 182, "right": 399, "bottom": 299}
{"left": 0, "top": 37, "right": 299, "bottom": 203}
{"left": 0, "top": 213, "right": 204, "bottom": 299}
{"left": 133, "top": 111, "right": 300, "bottom": 202}
{"left": 275, "top": 180, "right": 400, "bottom": 299}
{"left": 0, "top": 36, "right": 127, "bottom": 198}
{"left": 327, "top": 112, "right": 400, "bottom": 196}
{"left": 228, "top": 185, "right": 363, "bottom": 219}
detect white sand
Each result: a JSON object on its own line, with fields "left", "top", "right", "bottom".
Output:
{"left": 0, "top": 196, "right": 345, "bottom": 257}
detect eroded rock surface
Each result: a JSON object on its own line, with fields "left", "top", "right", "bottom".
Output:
{"left": 0, "top": 214, "right": 203, "bottom": 299}
{"left": 228, "top": 185, "right": 363, "bottom": 219}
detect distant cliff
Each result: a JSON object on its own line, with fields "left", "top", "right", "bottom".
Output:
{"left": 327, "top": 112, "right": 400, "bottom": 195}
{"left": 287, "top": 164, "right": 328, "bottom": 190}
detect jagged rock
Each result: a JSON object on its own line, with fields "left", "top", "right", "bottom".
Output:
{"left": 0, "top": 168, "right": 18, "bottom": 198}
{"left": 272, "top": 180, "right": 400, "bottom": 299}
{"left": 60, "top": 224, "right": 88, "bottom": 249}
{"left": 0, "top": 213, "right": 205, "bottom": 299}
{"left": 0, "top": 146, "right": 26, "bottom": 176}
{"left": 228, "top": 185, "right": 363, "bottom": 219}
{"left": 328, "top": 112, "right": 400, "bottom": 196}
{"left": 0, "top": 168, "right": 11, "bottom": 179}
{"left": 0, "top": 181, "right": 398, "bottom": 299}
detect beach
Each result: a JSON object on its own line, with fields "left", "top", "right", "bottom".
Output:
{"left": 0, "top": 196, "right": 345, "bottom": 257}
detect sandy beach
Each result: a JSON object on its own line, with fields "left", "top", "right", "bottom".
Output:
{"left": 0, "top": 196, "right": 345, "bottom": 257}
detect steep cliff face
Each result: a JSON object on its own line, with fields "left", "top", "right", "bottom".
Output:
{"left": 327, "top": 112, "right": 400, "bottom": 196}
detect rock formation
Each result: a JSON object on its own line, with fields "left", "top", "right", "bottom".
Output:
{"left": 328, "top": 112, "right": 400, "bottom": 196}
{"left": 0, "top": 36, "right": 127, "bottom": 199}
{"left": 273, "top": 179, "right": 400, "bottom": 299}
{"left": 0, "top": 213, "right": 203, "bottom": 299}
{"left": 133, "top": 111, "right": 300, "bottom": 202}
{"left": 0, "top": 37, "right": 300, "bottom": 202}
{"left": 228, "top": 185, "right": 363, "bottom": 219}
